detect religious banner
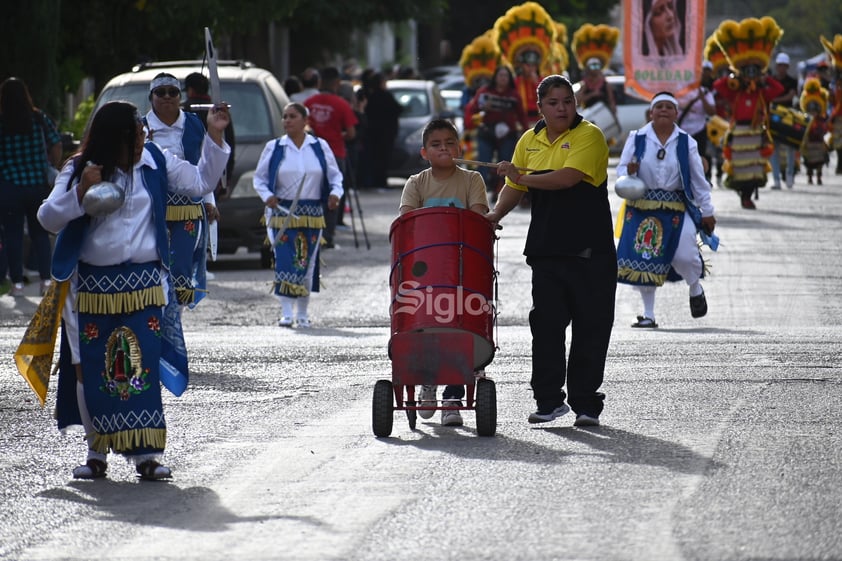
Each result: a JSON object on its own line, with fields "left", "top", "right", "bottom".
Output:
{"left": 623, "top": 0, "right": 707, "bottom": 100}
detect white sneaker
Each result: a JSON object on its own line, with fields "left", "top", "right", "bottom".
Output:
{"left": 417, "top": 385, "right": 436, "bottom": 419}
{"left": 39, "top": 279, "right": 52, "bottom": 296}
{"left": 278, "top": 316, "right": 294, "bottom": 327}
{"left": 528, "top": 404, "right": 570, "bottom": 424}
{"left": 10, "top": 282, "right": 25, "bottom": 297}
{"left": 296, "top": 317, "right": 311, "bottom": 329}
{"left": 441, "top": 400, "right": 463, "bottom": 426}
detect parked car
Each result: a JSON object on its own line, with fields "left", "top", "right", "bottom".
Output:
{"left": 439, "top": 89, "right": 465, "bottom": 133}
{"left": 572, "top": 74, "right": 650, "bottom": 153}
{"left": 91, "top": 60, "right": 289, "bottom": 263}
{"left": 386, "top": 79, "right": 456, "bottom": 178}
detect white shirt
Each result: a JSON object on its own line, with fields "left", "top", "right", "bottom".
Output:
{"left": 290, "top": 89, "right": 319, "bottom": 103}
{"left": 252, "top": 134, "right": 344, "bottom": 203}
{"left": 616, "top": 122, "right": 714, "bottom": 217}
{"left": 38, "top": 137, "right": 230, "bottom": 266}
{"left": 145, "top": 109, "right": 215, "bottom": 205}
{"left": 39, "top": 137, "right": 229, "bottom": 363}
{"left": 677, "top": 88, "right": 715, "bottom": 136}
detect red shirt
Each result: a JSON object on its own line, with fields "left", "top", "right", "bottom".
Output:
{"left": 464, "top": 85, "right": 529, "bottom": 132}
{"left": 304, "top": 93, "right": 358, "bottom": 159}
{"left": 713, "top": 76, "right": 785, "bottom": 124}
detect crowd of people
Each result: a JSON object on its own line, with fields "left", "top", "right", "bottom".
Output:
{"left": 5, "top": 13, "right": 842, "bottom": 471}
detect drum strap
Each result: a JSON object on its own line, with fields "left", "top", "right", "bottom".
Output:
{"left": 677, "top": 96, "right": 699, "bottom": 127}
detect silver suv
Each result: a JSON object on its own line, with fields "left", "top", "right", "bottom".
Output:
{"left": 93, "top": 60, "right": 289, "bottom": 262}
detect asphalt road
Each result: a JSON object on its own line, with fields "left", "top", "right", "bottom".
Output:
{"left": 1, "top": 158, "right": 841, "bottom": 561}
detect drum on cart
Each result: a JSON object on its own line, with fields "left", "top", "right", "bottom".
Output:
{"left": 769, "top": 105, "right": 809, "bottom": 148}
{"left": 372, "top": 207, "right": 498, "bottom": 437}
{"left": 582, "top": 101, "right": 621, "bottom": 146}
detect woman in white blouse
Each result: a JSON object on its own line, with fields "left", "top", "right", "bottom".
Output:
{"left": 37, "top": 100, "right": 230, "bottom": 481}
{"left": 252, "top": 102, "right": 343, "bottom": 329}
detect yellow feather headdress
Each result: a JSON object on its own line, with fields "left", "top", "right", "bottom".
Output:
{"left": 571, "top": 23, "right": 620, "bottom": 70}
{"left": 459, "top": 31, "right": 503, "bottom": 89}
{"left": 494, "top": 2, "right": 557, "bottom": 72}
{"left": 703, "top": 34, "right": 729, "bottom": 75}
{"left": 819, "top": 34, "right": 842, "bottom": 70}
{"left": 800, "top": 77, "right": 829, "bottom": 115}
{"left": 713, "top": 16, "right": 783, "bottom": 73}
{"left": 548, "top": 21, "right": 570, "bottom": 74}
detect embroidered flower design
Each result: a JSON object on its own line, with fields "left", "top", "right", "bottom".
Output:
{"left": 147, "top": 316, "right": 161, "bottom": 335}
{"left": 81, "top": 323, "right": 99, "bottom": 344}
{"left": 184, "top": 220, "right": 197, "bottom": 236}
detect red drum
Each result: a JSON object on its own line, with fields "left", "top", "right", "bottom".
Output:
{"left": 389, "top": 207, "right": 495, "bottom": 384}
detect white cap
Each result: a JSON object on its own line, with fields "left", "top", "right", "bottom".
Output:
{"left": 775, "top": 52, "right": 790, "bottom": 65}
{"left": 702, "top": 60, "right": 713, "bottom": 70}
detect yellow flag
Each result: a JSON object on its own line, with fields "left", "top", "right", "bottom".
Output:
{"left": 614, "top": 199, "right": 627, "bottom": 239}
{"left": 15, "top": 280, "right": 68, "bottom": 406}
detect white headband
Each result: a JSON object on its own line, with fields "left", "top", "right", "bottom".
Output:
{"left": 150, "top": 75, "right": 181, "bottom": 92}
{"left": 649, "top": 93, "right": 678, "bottom": 110}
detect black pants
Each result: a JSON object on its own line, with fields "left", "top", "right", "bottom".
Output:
{"left": 322, "top": 157, "right": 349, "bottom": 245}
{"left": 692, "top": 129, "right": 711, "bottom": 181}
{"left": 527, "top": 252, "right": 617, "bottom": 417}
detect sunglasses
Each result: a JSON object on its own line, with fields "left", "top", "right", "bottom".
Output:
{"left": 153, "top": 87, "right": 181, "bottom": 98}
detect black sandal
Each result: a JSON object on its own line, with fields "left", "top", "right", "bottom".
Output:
{"left": 72, "top": 459, "right": 107, "bottom": 479}
{"left": 631, "top": 316, "right": 658, "bottom": 328}
{"left": 136, "top": 460, "right": 172, "bottom": 481}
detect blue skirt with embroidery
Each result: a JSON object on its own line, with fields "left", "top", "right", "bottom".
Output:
{"left": 617, "top": 190, "right": 685, "bottom": 286}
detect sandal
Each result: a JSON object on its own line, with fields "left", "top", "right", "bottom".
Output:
{"left": 136, "top": 460, "right": 173, "bottom": 481}
{"left": 72, "top": 459, "right": 107, "bottom": 479}
{"left": 631, "top": 316, "right": 658, "bottom": 328}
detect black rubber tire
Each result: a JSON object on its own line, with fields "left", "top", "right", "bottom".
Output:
{"left": 372, "top": 380, "right": 394, "bottom": 437}
{"left": 475, "top": 378, "right": 497, "bottom": 437}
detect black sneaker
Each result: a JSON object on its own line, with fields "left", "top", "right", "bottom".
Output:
{"left": 690, "top": 291, "right": 708, "bottom": 318}
{"left": 528, "top": 404, "right": 570, "bottom": 423}
{"left": 573, "top": 414, "right": 600, "bottom": 427}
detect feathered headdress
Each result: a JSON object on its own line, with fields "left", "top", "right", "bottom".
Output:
{"left": 800, "top": 77, "right": 829, "bottom": 115}
{"left": 494, "top": 2, "right": 557, "bottom": 73}
{"left": 459, "top": 31, "right": 503, "bottom": 89}
{"left": 819, "top": 34, "right": 842, "bottom": 70}
{"left": 571, "top": 23, "right": 620, "bottom": 70}
{"left": 548, "top": 21, "right": 570, "bottom": 74}
{"left": 703, "top": 33, "right": 729, "bottom": 75}
{"left": 713, "top": 16, "right": 783, "bottom": 73}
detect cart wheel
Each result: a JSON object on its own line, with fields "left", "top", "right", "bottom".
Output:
{"left": 406, "top": 408, "right": 417, "bottom": 430}
{"left": 372, "top": 380, "right": 394, "bottom": 437}
{"left": 475, "top": 377, "right": 497, "bottom": 437}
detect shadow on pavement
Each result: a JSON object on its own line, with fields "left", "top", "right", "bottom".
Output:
{"left": 38, "top": 481, "right": 319, "bottom": 532}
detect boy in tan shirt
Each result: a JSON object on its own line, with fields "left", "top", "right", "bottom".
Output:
{"left": 399, "top": 118, "right": 489, "bottom": 426}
